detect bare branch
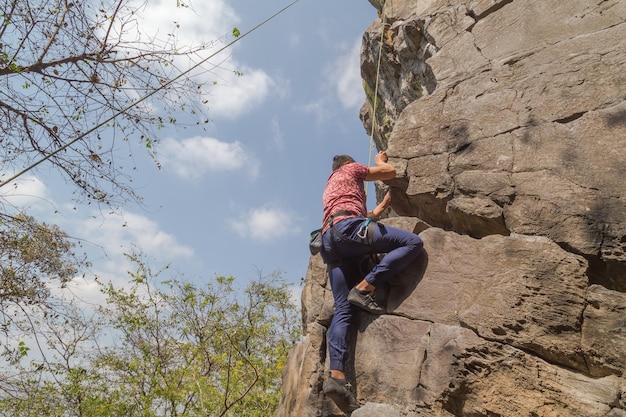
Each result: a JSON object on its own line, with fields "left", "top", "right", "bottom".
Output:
{"left": 35, "top": 0, "right": 70, "bottom": 65}
{"left": 0, "top": 0, "right": 218, "bottom": 207}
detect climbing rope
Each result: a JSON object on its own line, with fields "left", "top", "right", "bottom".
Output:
{"left": 365, "top": 6, "right": 388, "bottom": 199}
{"left": 0, "top": 0, "right": 301, "bottom": 189}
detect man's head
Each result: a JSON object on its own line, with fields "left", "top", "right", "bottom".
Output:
{"left": 332, "top": 155, "right": 354, "bottom": 171}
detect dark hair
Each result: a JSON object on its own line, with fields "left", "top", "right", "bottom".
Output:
{"left": 332, "top": 155, "right": 354, "bottom": 171}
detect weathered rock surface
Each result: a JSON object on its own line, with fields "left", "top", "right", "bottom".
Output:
{"left": 277, "top": 0, "right": 626, "bottom": 416}
{"left": 362, "top": 0, "right": 626, "bottom": 291}
{"left": 278, "top": 228, "right": 625, "bottom": 416}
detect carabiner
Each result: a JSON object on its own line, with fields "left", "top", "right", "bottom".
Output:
{"left": 356, "top": 218, "right": 370, "bottom": 239}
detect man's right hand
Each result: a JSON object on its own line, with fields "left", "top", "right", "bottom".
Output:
{"left": 366, "top": 151, "right": 395, "bottom": 181}
{"left": 374, "top": 150, "right": 388, "bottom": 165}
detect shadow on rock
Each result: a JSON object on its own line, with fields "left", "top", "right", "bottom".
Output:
{"left": 385, "top": 249, "right": 429, "bottom": 314}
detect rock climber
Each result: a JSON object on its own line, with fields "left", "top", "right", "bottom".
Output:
{"left": 319, "top": 151, "right": 424, "bottom": 413}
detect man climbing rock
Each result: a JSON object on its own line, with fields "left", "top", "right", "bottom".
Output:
{"left": 319, "top": 151, "right": 424, "bottom": 413}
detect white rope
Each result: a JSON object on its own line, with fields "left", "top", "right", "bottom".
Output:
{"left": 365, "top": 6, "right": 387, "bottom": 199}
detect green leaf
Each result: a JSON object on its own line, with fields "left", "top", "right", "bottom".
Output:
{"left": 18, "top": 341, "right": 30, "bottom": 358}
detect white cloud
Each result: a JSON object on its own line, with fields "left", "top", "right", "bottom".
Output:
{"left": 133, "top": 0, "right": 239, "bottom": 49}
{"left": 54, "top": 212, "right": 185, "bottom": 303}
{"left": 75, "top": 211, "right": 194, "bottom": 261}
{"left": 0, "top": 174, "right": 54, "bottom": 212}
{"left": 159, "top": 136, "right": 259, "bottom": 180}
{"left": 49, "top": 209, "right": 194, "bottom": 304}
{"left": 230, "top": 204, "right": 301, "bottom": 242}
{"left": 334, "top": 39, "right": 365, "bottom": 110}
{"left": 0, "top": 172, "right": 193, "bottom": 305}
{"left": 36, "top": 204, "right": 194, "bottom": 308}
{"left": 302, "top": 37, "right": 365, "bottom": 124}
{"left": 50, "top": 274, "right": 106, "bottom": 309}
{"left": 270, "top": 117, "right": 285, "bottom": 151}
{"left": 120, "top": 212, "right": 195, "bottom": 259}
{"left": 208, "top": 67, "right": 275, "bottom": 119}
{"left": 289, "top": 33, "right": 301, "bottom": 48}
{"left": 126, "top": 0, "right": 274, "bottom": 119}
{"left": 302, "top": 99, "right": 333, "bottom": 125}
{"left": 289, "top": 284, "right": 302, "bottom": 314}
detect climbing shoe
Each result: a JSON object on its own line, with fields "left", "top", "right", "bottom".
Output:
{"left": 348, "top": 287, "right": 386, "bottom": 314}
{"left": 324, "top": 377, "right": 360, "bottom": 413}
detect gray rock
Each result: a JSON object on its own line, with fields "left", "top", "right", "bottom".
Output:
{"left": 375, "top": 0, "right": 626, "bottom": 291}
{"left": 277, "top": 0, "right": 626, "bottom": 415}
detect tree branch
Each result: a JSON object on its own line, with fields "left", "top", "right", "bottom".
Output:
{"left": 36, "top": 0, "right": 71, "bottom": 65}
{"left": 0, "top": 52, "right": 100, "bottom": 76}
{"left": 0, "top": 0, "right": 19, "bottom": 40}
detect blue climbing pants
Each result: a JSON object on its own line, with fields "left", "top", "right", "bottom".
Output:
{"left": 320, "top": 217, "right": 424, "bottom": 371}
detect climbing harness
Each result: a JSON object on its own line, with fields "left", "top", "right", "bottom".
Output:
{"left": 324, "top": 217, "right": 379, "bottom": 269}
{"left": 310, "top": 211, "right": 378, "bottom": 256}
{"left": 331, "top": 217, "right": 377, "bottom": 247}
{"left": 309, "top": 210, "right": 355, "bottom": 255}
{"left": 0, "top": 0, "right": 302, "bottom": 189}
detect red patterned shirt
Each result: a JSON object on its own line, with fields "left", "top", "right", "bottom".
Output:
{"left": 322, "top": 162, "right": 369, "bottom": 233}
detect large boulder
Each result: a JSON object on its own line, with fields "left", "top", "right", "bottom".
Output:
{"left": 277, "top": 0, "right": 626, "bottom": 416}
{"left": 278, "top": 227, "right": 625, "bottom": 416}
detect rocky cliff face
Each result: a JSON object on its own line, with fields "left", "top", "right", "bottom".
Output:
{"left": 277, "top": 1, "right": 626, "bottom": 416}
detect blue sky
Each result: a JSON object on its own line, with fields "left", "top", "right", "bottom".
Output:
{"left": 2, "top": 0, "right": 379, "bottom": 305}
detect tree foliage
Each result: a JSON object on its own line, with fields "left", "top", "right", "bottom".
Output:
{"left": 0, "top": 213, "right": 85, "bottom": 303}
{"left": 0, "top": 0, "right": 228, "bottom": 345}
{"left": 0, "top": 254, "right": 300, "bottom": 416}
{"left": 0, "top": 212, "right": 90, "bottom": 358}
{"left": 0, "top": 3, "right": 300, "bottom": 414}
